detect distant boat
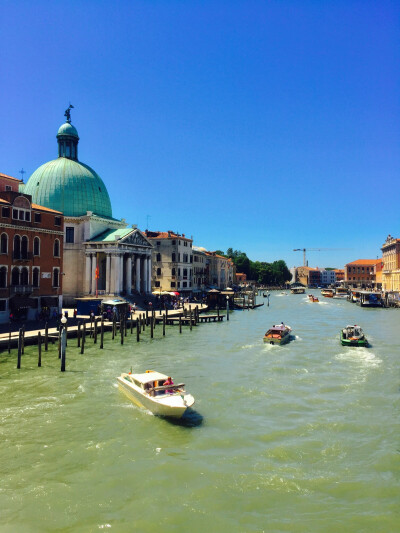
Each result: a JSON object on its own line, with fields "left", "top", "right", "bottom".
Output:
{"left": 340, "top": 325, "right": 368, "bottom": 347}
{"left": 333, "top": 288, "right": 348, "bottom": 299}
{"left": 290, "top": 287, "right": 305, "bottom": 294}
{"left": 263, "top": 323, "right": 292, "bottom": 345}
{"left": 321, "top": 288, "right": 335, "bottom": 298}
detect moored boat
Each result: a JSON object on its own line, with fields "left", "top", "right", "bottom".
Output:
{"left": 333, "top": 287, "right": 348, "bottom": 299}
{"left": 291, "top": 287, "right": 305, "bottom": 294}
{"left": 263, "top": 323, "right": 292, "bottom": 345}
{"left": 117, "top": 370, "right": 195, "bottom": 418}
{"left": 340, "top": 325, "right": 368, "bottom": 347}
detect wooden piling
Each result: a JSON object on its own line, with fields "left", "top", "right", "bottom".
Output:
{"left": 38, "top": 331, "right": 42, "bottom": 367}
{"left": 21, "top": 326, "right": 25, "bottom": 355}
{"left": 90, "top": 316, "right": 93, "bottom": 337}
{"left": 217, "top": 306, "right": 220, "bottom": 318}
{"left": 150, "top": 316, "right": 154, "bottom": 338}
{"left": 163, "top": 314, "right": 166, "bottom": 336}
{"left": 17, "top": 328, "right": 22, "bottom": 369}
{"left": 130, "top": 312, "right": 133, "bottom": 334}
{"left": 45, "top": 322, "right": 49, "bottom": 351}
{"left": 112, "top": 318, "right": 116, "bottom": 340}
{"left": 190, "top": 310, "right": 193, "bottom": 331}
{"left": 125, "top": 314, "right": 128, "bottom": 337}
{"left": 94, "top": 318, "right": 98, "bottom": 344}
{"left": 136, "top": 316, "right": 140, "bottom": 342}
{"left": 120, "top": 318, "right": 124, "bottom": 345}
{"left": 142, "top": 314, "right": 145, "bottom": 332}
{"left": 179, "top": 315, "right": 182, "bottom": 334}
{"left": 146, "top": 309, "right": 149, "bottom": 326}
{"left": 100, "top": 319, "right": 104, "bottom": 349}
{"left": 81, "top": 322, "right": 86, "bottom": 354}
{"left": 58, "top": 327, "right": 62, "bottom": 359}
{"left": 77, "top": 322, "right": 81, "bottom": 347}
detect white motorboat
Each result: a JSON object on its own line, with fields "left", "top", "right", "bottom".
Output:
{"left": 333, "top": 288, "right": 348, "bottom": 299}
{"left": 117, "top": 370, "right": 195, "bottom": 419}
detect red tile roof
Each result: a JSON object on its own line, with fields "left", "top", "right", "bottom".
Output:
{"left": 346, "top": 259, "right": 382, "bottom": 266}
{"left": 146, "top": 231, "right": 191, "bottom": 241}
{"left": 31, "top": 203, "right": 62, "bottom": 214}
{"left": 0, "top": 172, "right": 23, "bottom": 182}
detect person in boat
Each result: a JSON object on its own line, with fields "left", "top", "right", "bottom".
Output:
{"left": 164, "top": 376, "right": 174, "bottom": 393}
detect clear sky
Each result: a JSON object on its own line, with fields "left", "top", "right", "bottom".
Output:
{"left": 1, "top": 0, "right": 399, "bottom": 269}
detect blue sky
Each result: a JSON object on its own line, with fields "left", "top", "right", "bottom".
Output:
{"left": 1, "top": 0, "right": 399, "bottom": 269}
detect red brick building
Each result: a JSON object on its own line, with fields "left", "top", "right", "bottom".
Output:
{"left": 0, "top": 180, "right": 64, "bottom": 323}
{"left": 0, "top": 172, "right": 23, "bottom": 193}
{"left": 344, "top": 259, "right": 383, "bottom": 288}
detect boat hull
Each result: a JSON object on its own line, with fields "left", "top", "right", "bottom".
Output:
{"left": 117, "top": 377, "right": 194, "bottom": 419}
{"left": 340, "top": 337, "right": 368, "bottom": 347}
{"left": 263, "top": 334, "right": 290, "bottom": 345}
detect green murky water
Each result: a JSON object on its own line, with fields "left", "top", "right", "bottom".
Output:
{"left": 0, "top": 293, "right": 399, "bottom": 532}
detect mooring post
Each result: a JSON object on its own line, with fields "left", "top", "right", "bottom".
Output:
{"left": 21, "top": 326, "right": 25, "bottom": 354}
{"left": 17, "top": 328, "right": 22, "bottom": 369}
{"left": 100, "top": 318, "right": 104, "bottom": 349}
{"left": 81, "top": 322, "right": 86, "bottom": 354}
{"left": 120, "top": 318, "right": 124, "bottom": 345}
{"left": 94, "top": 318, "right": 98, "bottom": 344}
{"left": 60, "top": 317, "right": 67, "bottom": 372}
{"left": 217, "top": 306, "right": 220, "bottom": 318}
{"left": 125, "top": 314, "right": 128, "bottom": 337}
{"left": 130, "top": 312, "right": 133, "bottom": 334}
{"left": 189, "top": 310, "right": 193, "bottom": 331}
{"left": 137, "top": 316, "right": 140, "bottom": 342}
{"left": 152, "top": 309, "right": 155, "bottom": 329}
{"left": 146, "top": 309, "right": 149, "bottom": 326}
{"left": 77, "top": 322, "right": 81, "bottom": 347}
{"left": 165, "top": 308, "right": 168, "bottom": 319}
{"left": 163, "top": 314, "right": 166, "bottom": 336}
{"left": 90, "top": 316, "right": 93, "bottom": 338}
{"left": 58, "top": 326, "right": 62, "bottom": 359}
{"left": 179, "top": 315, "right": 182, "bottom": 334}
{"left": 142, "top": 313, "right": 145, "bottom": 332}
{"left": 150, "top": 315, "right": 154, "bottom": 338}
{"left": 226, "top": 298, "right": 230, "bottom": 321}
{"left": 45, "top": 322, "right": 49, "bottom": 351}
{"left": 38, "top": 331, "right": 42, "bottom": 367}
{"left": 112, "top": 318, "right": 115, "bottom": 340}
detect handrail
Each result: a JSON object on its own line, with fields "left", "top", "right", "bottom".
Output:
{"left": 150, "top": 383, "right": 185, "bottom": 392}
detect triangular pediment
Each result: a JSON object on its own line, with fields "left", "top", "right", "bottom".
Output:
{"left": 120, "top": 229, "right": 153, "bottom": 248}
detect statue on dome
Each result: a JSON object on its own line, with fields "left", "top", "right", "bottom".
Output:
{"left": 64, "top": 104, "right": 74, "bottom": 123}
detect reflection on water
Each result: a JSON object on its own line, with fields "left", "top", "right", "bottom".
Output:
{"left": 0, "top": 291, "right": 399, "bottom": 532}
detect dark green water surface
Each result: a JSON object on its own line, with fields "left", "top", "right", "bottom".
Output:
{"left": 0, "top": 293, "right": 399, "bottom": 532}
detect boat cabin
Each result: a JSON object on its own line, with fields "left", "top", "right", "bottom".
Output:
{"left": 123, "top": 371, "right": 183, "bottom": 396}
{"left": 265, "top": 324, "right": 289, "bottom": 338}
{"left": 358, "top": 291, "right": 383, "bottom": 307}
{"left": 342, "top": 325, "right": 363, "bottom": 339}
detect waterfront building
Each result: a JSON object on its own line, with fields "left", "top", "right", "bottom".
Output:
{"left": 295, "top": 266, "right": 312, "bottom": 286}
{"left": 0, "top": 172, "right": 23, "bottom": 193}
{"left": 22, "top": 110, "right": 152, "bottom": 305}
{"left": 319, "top": 268, "right": 336, "bottom": 287}
{"left": 0, "top": 178, "right": 64, "bottom": 323}
{"left": 145, "top": 231, "right": 193, "bottom": 294}
{"left": 334, "top": 269, "right": 345, "bottom": 282}
{"left": 381, "top": 235, "right": 400, "bottom": 292}
{"left": 308, "top": 268, "right": 321, "bottom": 287}
{"left": 235, "top": 272, "right": 247, "bottom": 284}
{"left": 205, "top": 252, "right": 234, "bottom": 289}
{"left": 192, "top": 246, "right": 207, "bottom": 293}
{"left": 345, "top": 259, "right": 383, "bottom": 289}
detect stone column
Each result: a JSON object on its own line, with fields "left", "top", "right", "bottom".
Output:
{"left": 91, "top": 254, "right": 97, "bottom": 295}
{"left": 85, "top": 254, "right": 92, "bottom": 294}
{"left": 126, "top": 255, "right": 132, "bottom": 294}
{"left": 120, "top": 254, "right": 124, "bottom": 294}
{"left": 114, "top": 254, "right": 121, "bottom": 295}
{"left": 110, "top": 255, "right": 116, "bottom": 295}
{"left": 136, "top": 255, "right": 141, "bottom": 293}
{"left": 147, "top": 255, "right": 152, "bottom": 293}
{"left": 106, "top": 254, "right": 111, "bottom": 294}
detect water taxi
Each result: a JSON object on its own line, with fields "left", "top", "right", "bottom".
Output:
{"left": 291, "top": 287, "right": 305, "bottom": 294}
{"left": 117, "top": 370, "right": 195, "bottom": 419}
{"left": 333, "top": 287, "right": 348, "bottom": 299}
{"left": 321, "top": 288, "right": 335, "bottom": 297}
{"left": 263, "top": 323, "right": 292, "bottom": 345}
{"left": 340, "top": 325, "right": 368, "bottom": 347}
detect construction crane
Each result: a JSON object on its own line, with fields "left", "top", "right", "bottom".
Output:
{"left": 293, "top": 248, "right": 347, "bottom": 267}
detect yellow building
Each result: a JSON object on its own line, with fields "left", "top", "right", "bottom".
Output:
{"left": 381, "top": 235, "right": 400, "bottom": 292}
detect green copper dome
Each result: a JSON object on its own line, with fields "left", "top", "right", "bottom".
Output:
{"left": 24, "top": 116, "right": 113, "bottom": 218}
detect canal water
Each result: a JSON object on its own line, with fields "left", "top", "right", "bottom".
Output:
{"left": 0, "top": 293, "right": 399, "bottom": 532}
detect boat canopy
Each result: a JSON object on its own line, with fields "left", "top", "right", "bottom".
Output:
{"left": 131, "top": 371, "right": 168, "bottom": 384}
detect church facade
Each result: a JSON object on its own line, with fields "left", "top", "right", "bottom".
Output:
{"left": 23, "top": 108, "right": 153, "bottom": 306}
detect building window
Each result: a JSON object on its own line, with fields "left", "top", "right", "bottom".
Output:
{"left": 20, "top": 267, "right": 29, "bottom": 285}
{"left": 33, "top": 237, "right": 40, "bottom": 256}
{"left": 172, "top": 268, "right": 176, "bottom": 276}
{"left": 33, "top": 268, "right": 40, "bottom": 288}
{"left": 2, "top": 207, "right": 10, "bottom": 218}
{"left": 0, "top": 299, "right": 6, "bottom": 311}
{"left": 183, "top": 282, "right": 187, "bottom": 287}
{"left": 13, "top": 235, "right": 21, "bottom": 259}
{"left": 21, "top": 236, "right": 28, "bottom": 259}
{"left": 178, "top": 268, "right": 181, "bottom": 276}
{"left": 11, "top": 267, "right": 20, "bottom": 285}
{"left": 5, "top": 185, "right": 12, "bottom": 191}
{"left": 156, "top": 253, "right": 161, "bottom": 262}
{"left": 178, "top": 253, "right": 181, "bottom": 262}
{"left": 183, "top": 268, "right": 187, "bottom": 278}
{"left": 34, "top": 212, "right": 41, "bottom": 223}
{"left": 53, "top": 268, "right": 60, "bottom": 288}
{"left": 155, "top": 281, "right": 160, "bottom": 287}
{"left": 172, "top": 240, "right": 176, "bottom": 245}
{"left": 1, "top": 233, "right": 8, "bottom": 254}
{"left": 54, "top": 216, "right": 62, "bottom": 226}
{"left": 25, "top": 211, "right": 31, "bottom": 221}
{"left": 172, "top": 253, "right": 176, "bottom": 262}
{"left": 12, "top": 209, "right": 18, "bottom": 219}
{"left": 0, "top": 267, "right": 7, "bottom": 288}
{"left": 156, "top": 241, "right": 161, "bottom": 246}
{"left": 54, "top": 239, "right": 60, "bottom": 257}
{"left": 177, "top": 282, "right": 180, "bottom": 288}
{"left": 65, "top": 227, "right": 74, "bottom": 243}
{"left": 19, "top": 210, "right": 24, "bottom": 220}
{"left": 156, "top": 267, "right": 161, "bottom": 275}
{"left": 171, "top": 281, "right": 176, "bottom": 288}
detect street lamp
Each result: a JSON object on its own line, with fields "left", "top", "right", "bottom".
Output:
{"left": 226, "top": 295, "right": 230, "bottom": 321}
{"left": 60, "top": 315, "right": 67, "bottom": 371}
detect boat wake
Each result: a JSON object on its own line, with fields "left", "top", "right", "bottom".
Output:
{"left": 335, "top": 349, "right": 382, "bottom": 368}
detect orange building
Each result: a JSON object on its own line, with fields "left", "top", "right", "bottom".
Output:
{"left": 0, "top": 179, "right": 64, "bottom": 323}
{"left": 381, "top": 235, "right": 400, "bottom": 292}
{"left": 236, "top": 272, "right": 247, "bottom": 284}
{"left": 0, "top": 172, "right": 23, "bottom": 193}
{"left": 344, "top": 259, "right": 383, "bottom": 288}
{"left": 334, "top": 269, "right": 345, "bottom": 282}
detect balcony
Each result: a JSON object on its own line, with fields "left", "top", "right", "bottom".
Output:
{"left": 10, "top": 285, "right": 34, "bottom": 295}
{"left": 13, "top": 252, "right": 33, "bottom": 262}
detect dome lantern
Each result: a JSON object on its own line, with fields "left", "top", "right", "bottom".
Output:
{"left": 57, "top": 104, "right": 79, "bottom": 160}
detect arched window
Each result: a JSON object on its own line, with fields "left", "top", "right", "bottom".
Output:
{"left": 53, "top": 268, "right": 59, "bottom": 288}
{"left": 13, "top": 235, "right": 21, "bottom": 259}
{"left": 33, "top": 237, "right": 40, "bottom": 256}
{"left": 11, "top": 267, "right": 20, "bottom": 286}
{"left": 0, "top": 267, "right": 7, "bottom": 288}
{"left": 54, "top": 239, "right": 60, "bottom": 257}
{"left": 33, "top": 267, "right": 39, "bottom": 288}
{"left": 156, "top": 267, "right": 161, "bottom": 276}
{"left": 0, "top": 233, "right": 8, "bottom": 254}
{"left": 21, "top": 236, "right": 28, "bottom": 259}
{"left": 20, "top": 267, "right": 28, "bottom": 285}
